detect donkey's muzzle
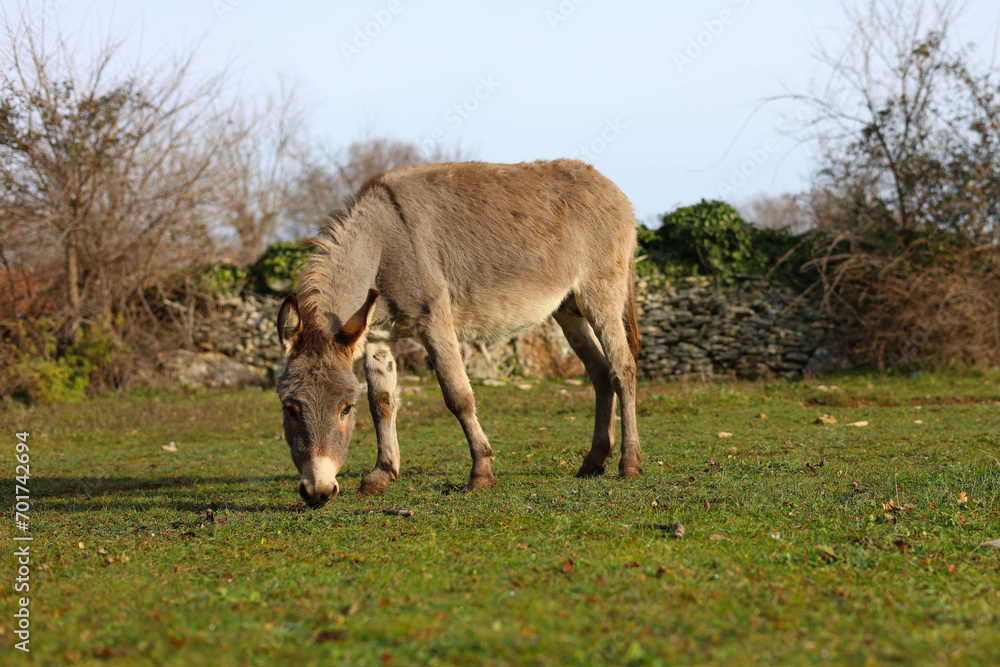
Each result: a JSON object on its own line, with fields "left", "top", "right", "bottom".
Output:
{"left": 298, "top": 456, "right": 340, "bottom": 508}
{"left": 299, "top": 479, "right": 339, "bottom": 507}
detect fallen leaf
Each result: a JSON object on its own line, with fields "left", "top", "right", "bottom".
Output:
{"left": 769, "top": 531, "right": 781, "bottom": 540}
{"left": 946, "top": 564, "right": 956, "bottom": 575}
{"left": 561, "top": 558, "right": 574, "bottom": 574}
{"left": 814, "top": 415, "right": 837, "bottom": 425}
{"left": 672, "top": 522, "right": 685, "bottom": 539}
{"left": 650, "top": 499, "right": 659, "bottom": 508}
{"left": 717, "top": 432, "right": 733, "bottom": 439}
{"left": 709, "top": 534, "right": 726, "bottom": 541}
{"left": 979, "top": 539, "right": 1000, "bottom": 549}
{"left": 817, "top": 545, "right": 838, "bottom": 563}
{"left": 315, "top": 629, "right": 347, "bottom": 642}
{"left": 914, "top": 420, "right": 924, "bottom": 424}
{"left": 77, "top": 542, "right": 85, "bottom": 549}
{"left": 753, "top": 413, "right": 767, "bottom": 420}
{"left": 846, "top": 420, "right": 868, "bottom": 427}
{"left": 344, "top": 601, "right": 360, "bottom": 617}
{"left": 97, "top": 547, "right": 107, "bottom": 555}
{"left": 958, "top": 491, "right": 969, "bottom": 505}
{"left": 162, "top": 443, "right": 178, "bottom": 452}
{"left": 893, "top": 539, "right": 910, "bottom": 553}
{"left": 516, "top": 384, "right": 533, "bottom": 391}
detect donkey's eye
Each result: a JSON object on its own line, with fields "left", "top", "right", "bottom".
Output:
{"left": 341, "top": 404, "right": 354, "bottom": 419}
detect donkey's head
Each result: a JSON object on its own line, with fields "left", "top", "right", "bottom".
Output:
{"left": 275, "top": 289, "right": 379, "bottom": 507}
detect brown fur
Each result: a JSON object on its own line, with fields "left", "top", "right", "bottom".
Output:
{"left": 277, "top": 159, "right": 643, "bottom": 504}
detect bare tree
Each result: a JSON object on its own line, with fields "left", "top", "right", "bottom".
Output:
{"left": 213, "top": 81, "right": 306, "bottom": 264}
{"left": 739, "top": 193, "right": 811, "bottom": 233}
{"left": 0, "top": 9, "right": 237, "bottom": 340}
{"left": 779, "top": 0, "right": 999, "bottom": 244}
{"left": 772, "top": 0, "right": 1000, "bottom": 368}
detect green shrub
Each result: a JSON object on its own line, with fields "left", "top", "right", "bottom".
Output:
{"left": 247, "top": 241, "right": 312, "bottom": 294}
{"left": 638, "top": 200, "right": 813, "bottom": 283}
{"left": 200, "top": 264, "right": 249, "bottom": 295}
{"left": 3, "top": 321, "right": 124, "bottom": 404}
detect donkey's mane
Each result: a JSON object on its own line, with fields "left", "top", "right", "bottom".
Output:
{"left": 295, "top": 173, "right": 387, "bottom": 341}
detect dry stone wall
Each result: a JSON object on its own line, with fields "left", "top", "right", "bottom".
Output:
{"left": 163, "top": 277, "right": 842, "bottom": 389}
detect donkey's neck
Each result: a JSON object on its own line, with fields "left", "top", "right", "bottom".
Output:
{"left": 297, "top": 201, "right": 385, "bottom": 339}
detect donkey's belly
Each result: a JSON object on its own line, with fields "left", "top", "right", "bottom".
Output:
{"left": 449, "top": 286, "right": 569, "bottom": 343}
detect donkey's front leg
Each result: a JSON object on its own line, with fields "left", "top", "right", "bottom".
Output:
{"left": 359, "top": 342, "right": 401, "bottom": 495}
{"left": 417, "top": 313, "right": 497, "bottom": 492}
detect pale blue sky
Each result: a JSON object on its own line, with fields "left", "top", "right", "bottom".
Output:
{"left": 16, "top": 0, "right": 1000, "bottom": 223}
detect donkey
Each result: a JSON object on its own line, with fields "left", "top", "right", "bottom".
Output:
{"left": 276, "top": 159, "right": 642, "bottom": 507}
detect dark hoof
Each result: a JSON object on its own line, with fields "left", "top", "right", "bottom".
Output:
{"left": 463, "top": 472, "right": 498, "bottom": 492}
{"left": 574, "top": 462, "right": 607, "bottom": 478}
{"left": 618, "top": 463, "right": 643, "bottom": 479}
{"left": 358, "top": 474, "right": 391, "bottom": 496}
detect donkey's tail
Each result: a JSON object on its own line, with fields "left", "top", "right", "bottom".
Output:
{"left": 624, "top": 264, "right": 641, "bottom": 362}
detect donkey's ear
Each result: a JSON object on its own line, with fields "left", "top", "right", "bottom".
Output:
{"left": 336, "top": 289, "right": 379, "bottom": 353}
{"left": 277, "top": 293, "right": 302, "bottom": 357}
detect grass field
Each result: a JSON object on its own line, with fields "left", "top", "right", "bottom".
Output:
{"left": 1, "top": 371, "right": 999, "bottom": 665}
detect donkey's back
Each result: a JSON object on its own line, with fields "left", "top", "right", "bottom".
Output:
{"left": 371, "top": 159, "right": 637, "bottom": 343}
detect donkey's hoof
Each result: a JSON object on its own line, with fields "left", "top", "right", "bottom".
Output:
{"left": 574, "top": 462, "right": 606, "bottom": 478}
{"left": 618, "top": 463, "right": 643, "bottom": 479}
{"left": 463, "top": 472, "right": 498, "bottom": 493}
{"left": 358, "top": 474, "right": 390, "bottom": 496}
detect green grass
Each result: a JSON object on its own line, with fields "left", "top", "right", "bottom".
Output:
{"left": 1, "top": 371, "right": 999, "bottom": 665}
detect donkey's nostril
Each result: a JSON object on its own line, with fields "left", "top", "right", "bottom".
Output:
{"left": 298, "top": 481, "right": 311, "bottom": 503}
{"left": 331, "top": 483, "right": 340, "bottom": 498}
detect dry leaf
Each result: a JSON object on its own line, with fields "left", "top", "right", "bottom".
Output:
{"left": 914, "top": 420, "right": 924, "bottom": 424}
{"left": 979, "top": 539, "right": 1000, "bottom": 549}
{"left": 946, "top": 564, "right": 956, "bottom": 575}
{"left": 516, "top": 384, "right": 533, "bottom": 391}
{"left": 958, "top": 491, "right": 969, "bottom": 505}
{"left": 672, "top": 523, "right": 685, "bottom": 539}
{"left": 753, "top": 413, "right": 767, "bottom": 420}
{"left": 769, "top": 531, "right": 781, "bottom": 540}
{"left": 814, "top": 415, "right": 837, "bottom": 425}
{"left": 77, "top": 542, "right": 85, "bottom": 549}
{"left": 717, "top": 432, "right": 734, "bottom": 439}
{"left": 344, "top": 601, "right": 360, "bottom": 617}
{"left": 709, "top": 534, "right": 726, "bottom": 541}
{"left": 561, "top": 558, "right": 574, "bottom": 573}
{"left": 162, "top": 443, "right": 178, "bottom": 452}
{"left": 315, "top": 629, "right": 347, "bottom": 642}
{"left": 97, "top": 547, "right": 107, "bottom": 555}
{"left": 650, "top": 499, "right": 659, "bottom": 508}
{"left": 846, "top": 421, "right": 868, "bottom": 427}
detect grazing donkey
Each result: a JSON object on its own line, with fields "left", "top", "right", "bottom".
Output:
{"left": 276, "top": 159, "right": 641, "bottom": 507}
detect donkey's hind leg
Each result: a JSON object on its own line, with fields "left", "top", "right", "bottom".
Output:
{"left": 416, "top": 302, "right": 497, "bottom": 492}
{"left": 359, "top": 341, "right": 401, "bottom": 495}
{"left": 578, "top": 287, "right": 642, "bottom": 479}
{"left": 553, "top": 308, "right": 616, "bottom": 477}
